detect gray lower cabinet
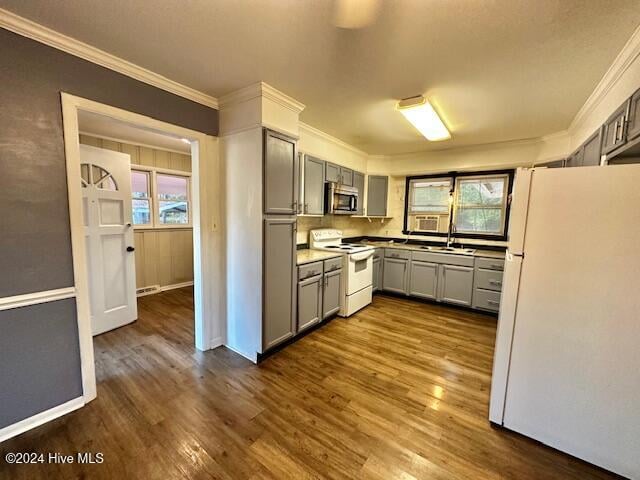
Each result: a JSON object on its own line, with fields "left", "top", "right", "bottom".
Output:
{"left": 322, "top": 269, "right": 341, "bottom": 318}
{"left": 353, "top": 171, "right": 365, "bottom": 215}
{"left": 263, "top": 217, "right": 297, "bottom": 350}
{"left": 367, "top": 175, "right": 388, "bottom": 216}
{"left": 439, "top": 264, "right": 474, "bottom": 306}
{"left": 409, "top": 260, "right": 438, "bottom": 300}
{"left": 382, "top": 257, "right": 409, "bottom": 294}
{"left": 298, "top": 274, "right": 322, "bottom": 331}
{"left": 325, "top": 162, "right": 340, "bottom": 183}
{"left": 264, "top": 129, "right": 298, "bottom": 215}
{"left": 372, "top": 256, "right": 381, "bottom": 292}
{"left": 302, "top": 154, "right": 325, "bottom": 215}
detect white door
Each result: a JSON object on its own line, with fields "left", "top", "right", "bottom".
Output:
{"left": 80, "top": 144, "right": 137, "bottom": 335}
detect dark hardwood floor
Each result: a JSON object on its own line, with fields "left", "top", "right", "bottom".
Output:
{"left": 0, "top": 288, "right": 620, "bottom": 479}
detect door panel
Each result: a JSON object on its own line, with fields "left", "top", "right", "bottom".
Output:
{"left": 581, "top": 128, "right": 603, "bottom": 167}
{"left": 263, "top": 217, "right": 297, "bottom": 350}
{"left": 601, "top": 100, "right": 630, "bottom": 155}
{"left": 323, "top": 270, "right": 341, "bottom": 318}
{"left": 367, "top": 175, "right": 388, "bottom": 216}
{"left": 303, "top": 155, "right": 325, "bottom": 215}
{"left": 382, "top": 258, "right": 408, "bottom": 294}
{"left": 325, "top": 162, "right": 340, "bottom": 183}
{"left": 340, "top": 167, "right": 353, "bottom": 186}
{"left": 409, "top": 261, "right": 438, "bottom": 299}
{"left": 80, "top": 144, "right": 137, "bottom": 336}
{"left": 627, "top": 88, "right": 640, "bottom": 142}
{"left": 439, "top": 264, "right": 473, "bottom": 306}
{"left": 353, "top": 171, "right": 365, "bottom": 215}
{"left": 298, "top": 275, "right": 322, "bottom": 331}
{"left": 264, "top": 129, "right": 297, "bottom": 215}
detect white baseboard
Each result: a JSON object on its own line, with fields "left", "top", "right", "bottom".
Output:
{"left": 224, "top": 343, "right": 258, "bottom": 364}
{"left": 0, "top": 397, "right": 85, "bottom": 443}
{"left": 160, "top": 281, "right": 194, "bottom": 292}
{"left": 210, "top": 336, "right": 224, "bottom": 349}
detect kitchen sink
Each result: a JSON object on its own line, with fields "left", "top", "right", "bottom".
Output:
{"left": 420, "top": 246, "right": 476, "bottom": 255}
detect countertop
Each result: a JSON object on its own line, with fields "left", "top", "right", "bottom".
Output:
{"left": 360, "top": 240, "right": 506, "bottom": 259}
{"left": 296, "top": 249, "right": 342, "bottom": 265}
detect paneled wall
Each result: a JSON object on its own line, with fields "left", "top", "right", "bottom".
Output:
{"left": 80, "top": 135, "right": 194, "bottom": 290}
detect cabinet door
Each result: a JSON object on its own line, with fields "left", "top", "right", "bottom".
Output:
{"left": 353, "top": 171, "right": 365, "bottom": 215}
{"left": 439, "top": 264, "right": 474, "bottom": 306}
{"left": 582, "top": 127, "right": 603, "bottom": 167}
{"left": 298, "top": 274, "right": 322, "bottom": 331}
{"left": 263, "top": 217, "right": 297, "bottom": 350}
{"left": 340, "top": 167, "right": 353, "bottom": 186}
{"left": 626, "top": 88, "right": 640, "bottom": 143}
{"left": 565, "top": 148, "right": 583, "bottom": 168}
{"left": 382, "top": 258, "right": 408, "bottom": 294}
{"left": 372, "top": 257, "right": 380, "bottom": 292}
{"left": 322, "top": 269, "right": 341, "bottom": 319}
{"left": 367, "top": 175, "right": 388, "bottom": 216}
{"left": 264, "top": 129, "right": 297, "bottom": 215}
{"left": 325, "top": 162, "right": 340, "bottom": 183}
{"left": 303, "top": 155, "right": 325, "bottom": 215}
{"left": 409, "top": 260, "right": 438, "bottom": 300}
{"left": 601, "top": 100, "right": 631, "bottom": 155}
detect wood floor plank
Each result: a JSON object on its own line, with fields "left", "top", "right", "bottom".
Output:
{"left": 0, "top": 289, "right": 623, "bottom": 479}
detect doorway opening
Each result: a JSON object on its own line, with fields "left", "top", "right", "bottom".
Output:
{"left": 61, "top": 93, "right": 222, "bottom": 403}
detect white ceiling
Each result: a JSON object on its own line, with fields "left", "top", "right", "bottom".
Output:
{"left": 78, "top": 110, "right": 190, "bottom": 153}
{"left": 3, "top": 0, "right": 640, "bottom": 154}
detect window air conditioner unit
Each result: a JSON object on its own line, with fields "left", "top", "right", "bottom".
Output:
{"left": 415, "top": 215, "right": 439, "bottom": 232}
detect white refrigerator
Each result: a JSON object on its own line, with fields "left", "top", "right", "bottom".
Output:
{"left": 490, "top": 165, "right": 640, "bottom": 479}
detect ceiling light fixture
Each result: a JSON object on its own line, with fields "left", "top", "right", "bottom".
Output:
{"left": 396, "top": 95, "right": 451, "bottom": 141}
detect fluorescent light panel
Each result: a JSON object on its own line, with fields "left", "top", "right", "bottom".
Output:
{"left": 397, "top": 96, "right": 451, "bottom": 141}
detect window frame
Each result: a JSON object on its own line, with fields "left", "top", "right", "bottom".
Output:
{"left": 406, "top": 176, "right": 453, "bottom": 215}
{"left": 131, "top": 164, "right": 192, "bottom": 230}
{"left": 403, "top": 169, "right": 514, "bottom": 241}
{"left": 130, "top": 168, "right": 152, "bottom": 227}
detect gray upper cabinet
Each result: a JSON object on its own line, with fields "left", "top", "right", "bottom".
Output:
{"left": 582, "top": 128, "right": 604, "bottom": 167}
{"left": 298, "top": 273, "right": 322, "bottom": 332}
{"left": 565, "top": 149, "right": 583, "bottom": 168}
{"left": 340, "top": 167, "right": 353, "bottom": 186}
{"left": 322, "top": 269, "right": 341, "bottom": 319}
{"left": 626, "top": 88, "right": 640, "bottom": 143}
{"left": 263, "top": 217, "right": 297, "bottom": 350}
{"left": 409, "top": 260, "right": 438, "bottom": 300}
{"left": 601, "top": 100, "right": 631, "bottom": 155}
{"left": 302, "top": 155, "right": 325, "bottom": 215}
{"left": 264, "top": 129, "right": 298, "bottom": 215}
{"left": 383, "top": 257, "right": 409, "bottom": 294}
{"left": 353, "top": 171, "right": 365, "bottom": 215}
{"left": 439, "top": 264, "right": 474, "bottom": 306}
{"left": 367, "top": 175, "right": 388, "bottom": 216}
{"left": 325, "top": 162, "right": 340, "bottom": 183}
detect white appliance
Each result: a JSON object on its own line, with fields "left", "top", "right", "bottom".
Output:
{"left": 310, "top": 229, "right": 374, "bottom": 316}
{"left": 490, "top": 166, "right": 640, "bottom": 479}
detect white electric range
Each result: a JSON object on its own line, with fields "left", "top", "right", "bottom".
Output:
{"left": 310, "top": 229, "right": 374, "bottom": 316}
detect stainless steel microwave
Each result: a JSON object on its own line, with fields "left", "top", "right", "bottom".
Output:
{"left": 326, "top": 182, "right": 358, "bottom": 215}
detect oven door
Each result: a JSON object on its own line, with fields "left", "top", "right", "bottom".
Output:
{"left": 346, "top": 250, "right": 374, "bottom": 294}
{"left": 332, "top": 192, "right": 357, "bottom": 214}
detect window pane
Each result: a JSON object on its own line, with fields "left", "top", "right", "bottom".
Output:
{"left": 132, "top": 199, "right": 151, "bottom": 225}
{"left": 455, "top": 207, "right": 503, "bottom": 234}
{"left": 457, "top": 178, "right": 505, "bottom": 206}
{"left": 159, "top": 201, "right": 188, "bottom": 224}
{"left": 157, "top": 174, "right": 188, "bottom": 201}
{"left": 131, "top": 170, "right": 149, "bottom": 199}
{"left": 409, "top": 178, "right": 451, "bottom": 213}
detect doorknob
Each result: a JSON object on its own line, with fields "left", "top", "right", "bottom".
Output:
{"left": 126, "top": 246, "right": 135, "bottom": 252}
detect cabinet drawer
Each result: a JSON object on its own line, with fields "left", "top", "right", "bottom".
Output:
{"left": 298, "top": 261, "right": 323, "bottom": 280}
{"left": 411, "top": 250, "right": 474, "bottom": 267}
{"left": 475, "top": 257, "right": 505, "bottom": 271}
{"left": 474, "top": 268, "right": 504, "bottom": 292}
{"left": 473, "top": 288, "right": 501, "bottom": 312}
{"left": 323, "top": 257, "right": 342, "bottom": 273}
{"left": 384, "top": 248, "right": 411, "bottom": 260}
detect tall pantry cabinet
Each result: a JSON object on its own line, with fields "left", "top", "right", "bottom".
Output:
{"left": 262, "top": 129, "right": 299, "bottom": 351}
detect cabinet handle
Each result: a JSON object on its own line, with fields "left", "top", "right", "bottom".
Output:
{"left": 490, "top": 264, "right": 503, "bottom": 269}
{"left": 487, "top": 300, "right": 500, "bottom": 306}
{"left": 489, "top": 280, "right": 502, "bottom": 286}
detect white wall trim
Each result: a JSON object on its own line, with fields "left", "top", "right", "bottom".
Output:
{"left": 0, "top": 287, "right": 76, "bottom": 311}
{"left": 0, "top": 397, "right": 84, "bottom": 443}
{"left": 299, "top": 121, "right": 368, "bottom": 157}
{"left": 210, "top": 335, "right": 224, "bottom": 349}
{"left": 223, "top": 342, "right": 258, "bottom": 363}
{"left": 0, "top": 7, "right": 218, "bottom": 109}
{"left": 219, "top": 82, "right": 305, "bottom": 113}
{"left": 160, "top": 281, "right": 194, "bottom": 292}
{"left": 80, "top": 131, "right": 190, "bottom": 156}
{"left": 569, "top": 23, "right": 640, "bottom": 134}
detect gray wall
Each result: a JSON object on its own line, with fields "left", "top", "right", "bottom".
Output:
{"left": 0, "top": 28, "right": 218, "bottom": 429}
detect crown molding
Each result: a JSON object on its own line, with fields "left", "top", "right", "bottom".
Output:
{"left": 0, "top": 7, "right": 218, "bottom": 109}
{"left": 569, "top": 23, "right": 640, "bottom": 134}
{"left": 299, "top": 122, "right": 368, "bottom": 157}
{"left": 219, "top": 82, "right": 305, "bottom": 114}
